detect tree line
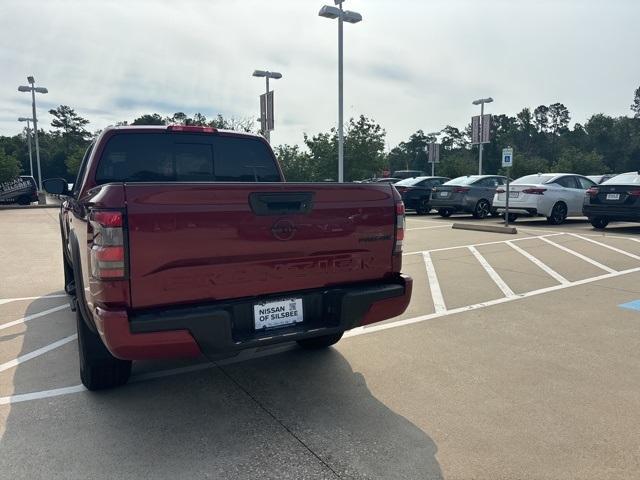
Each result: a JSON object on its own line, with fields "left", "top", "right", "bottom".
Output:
{"left": 1, "top": 86, "right": 639, "bottom": 184}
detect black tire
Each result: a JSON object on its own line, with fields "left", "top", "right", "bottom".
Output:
{"left": 472, "top": 199, "right": 491, "bottom": 219}
{"left": 546, "top": 202, "right": 568, "bottom": 225}
{"left": 76, "top": 305, "right": 132, "bottom": 390}
{"left": 490, "top": 208, "right": 500, "bottom": 218}
{"left": 297, "top": 332, "right": 343, "bottom": 350}
{"left": 506, "top": 213, "right": 519, "bottom": 223}
{"left": 438, "top": 208, "right": 453, "bottom": 218}
{"left": 590, "top": 217, "right": 609, "bottom": 230}
{"left": 415, "top": 198, "right": 430, "bottom": 215}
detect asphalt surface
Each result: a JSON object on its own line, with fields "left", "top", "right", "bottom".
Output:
{"left": 2, "top": 209, "right": 640, "bottom": 479}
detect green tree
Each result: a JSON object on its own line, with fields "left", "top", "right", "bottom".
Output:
{"left": 131, "top": 113, "right": 165, "bottom": 125}
{"left": 631, "top": 86, "right": 640, "bottom": 119}
{"left": 0, "top": 149, "right": 21, "bottom": 182}
{"left": 552, "top": 147, "right": 607, "bottom": 175}
{"left": 438, "top": 150, "right": 476, "bottom": 179}
{"left": 274, "top": 144, "right": 314, "bottom": 181}
{"left": 303, "top": 115, "right": 387, "bottom": 181}
{"left": 49, "top": 105, "right": 90, "bottom": 148}
{"left": 533, "top": 105, "right": 550, "bottom": 133}
{"left": 548, "top": 103, "right": 570, "bottom": 135}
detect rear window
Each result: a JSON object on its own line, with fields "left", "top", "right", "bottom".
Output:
{"left": 395, "top": 177, "right": 426, "bottom": 186}
{"left": 444, "top": 176, "right": 481, "bottom": 186}
{"left": 95, "top": 133, "right": 281, "bottom": 184}
{"left": 513, "top": 174, "right": 555, "bottom": 185}
{"left": 602, "top": 173, "right": 640, "bottom": 185}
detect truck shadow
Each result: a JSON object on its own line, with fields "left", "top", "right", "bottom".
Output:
{"left": 1, "top": 297, "right": 443, "bottom": 479}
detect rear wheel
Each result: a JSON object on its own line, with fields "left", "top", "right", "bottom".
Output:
{"left": 297, "top": 332, "right": 343, "bottom": 350}
{"left": 438, "top": 208, "right": 453, "bottom": 218}
{"left": 76, "top": 305, "right": 132, "bottom": 390}
{"left": 590, "top": 217, "right": 610, "bottom": 230}
{"left": 547, "top": 202, "right": 568, "bottom": 225}
{"left": 472, "top": 199, "right": 491, "bottom": 219}
{"left": 506, "top": 213, "right": 519, "bottom": 223}
{"left": 415, "top": 198, "right": 430, "bottom": 215}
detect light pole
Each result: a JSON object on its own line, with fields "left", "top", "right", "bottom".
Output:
{"left": 18, "top": 117, "right": 34, "bottom": 177}
{"left": 427, "top": 131, "right": 439, "bottom": 176}
{"left": 472, "top": 97, "right": 493, "bottom": 175}
{"left": 252, "top": 70, "right": 282, "bottom": 143}
{"left": 18, "top": 76, "right": 48, "bottom": 191}
{"left": 319, "top": 0, "right": 362, "bottom": 183}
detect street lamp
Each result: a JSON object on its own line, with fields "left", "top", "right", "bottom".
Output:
{"left": 472, "top": 97, "right": 493, "bottom": 175}
{"left": 252, "top": 70, "right": 282, "bottom": 143}
{"left": 426, "top": 131, "right": 439, "bottom": 176}
{"left": 18, "top": 76, "right": 48, "bottom": 191}
{"left": 18, "top": 117, "right": 34, "bottom": 177}
{"left": 319, "top": 0, "right": 362, "bottom": 183}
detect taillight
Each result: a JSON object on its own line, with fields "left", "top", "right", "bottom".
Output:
{"left": 496, "top": 188, "right": 506, "bottom": 194}
{"left": 628, "top": 190, "right": 640, "bottom": 197}
{"left": 394, "top": 201, "right": 405, "bottom": 254}
{"left": 586, "top": 187, "right": 599, "bottom": 197}
{"left": 522, "top": 188, "right": 546, "bottom": 195}
{"left": 453, "top": 187, "right": 470, "bottom": 193}
{"left": 89, "top": 210, "right": 126, "bottom": 280}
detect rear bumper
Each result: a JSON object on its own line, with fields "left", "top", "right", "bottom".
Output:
{"left": 94, "top": 275, "right": 413, "bottom": 360}
{"left": 429, "top": 198, "right": 470, "bottom": 211}
{"left": 583, "top": 205, "right": 640, "bottom": 222}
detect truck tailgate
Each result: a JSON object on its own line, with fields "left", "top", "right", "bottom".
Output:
{"left": 124, "top": 183, "right": 396, "bottom": 308}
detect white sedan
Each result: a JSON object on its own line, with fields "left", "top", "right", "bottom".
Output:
{"left": 493, "top": 173, "right": 597, "bottom": 224}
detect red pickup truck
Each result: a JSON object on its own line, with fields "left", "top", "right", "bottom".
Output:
{"left": 44, "top": 125, "right": 412, "bottom": 390}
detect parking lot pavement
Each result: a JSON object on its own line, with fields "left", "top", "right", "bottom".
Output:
{"left": 2, "top": 209, "right": 640, "bottom": 479}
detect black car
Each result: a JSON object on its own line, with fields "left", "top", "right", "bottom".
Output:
{"left": 394, "top": 176, "right": 450, "bottom": 215}
{"left": 583, "top": 172, "right": 640, "bottom": 229}
{"left": 0, "top": 175, "right": 38, "bottom": 205}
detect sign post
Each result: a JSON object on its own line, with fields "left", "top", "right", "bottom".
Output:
{"left": 427, "top": 142, "right": 440, "bottom": 176}
{"left": 502, "top": 147, "right": 514, "bottom": 227}
{"left": 472, "top": 113, "right": 492, "bottom": 175}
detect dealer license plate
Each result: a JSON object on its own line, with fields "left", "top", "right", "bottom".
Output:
{"left": 606, "top": 193, "right": 620, "bottom": 200}
{"left": 254, "top": 297, "right": 304, "bottom": 330}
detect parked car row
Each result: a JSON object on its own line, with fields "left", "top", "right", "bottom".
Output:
{"left": 393, "top": 171, "right": 640, "bottom": 229}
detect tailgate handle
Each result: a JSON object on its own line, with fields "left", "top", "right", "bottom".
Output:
{"left": 249, "top": 192, "right": 314, "bottom": 216}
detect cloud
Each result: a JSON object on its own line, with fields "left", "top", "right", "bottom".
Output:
{"left": 0, "top": 0, "right": 638, "bottom": 148}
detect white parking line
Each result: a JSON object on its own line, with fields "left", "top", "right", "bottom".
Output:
{"left": 346, "top": 265, "right": 640, "bottom": 339}
{"left": 0, "top": 304, "right": 69, "bottom": 331}
{"left": 468, "top": 246, "right": 516, "bottom": 297}
{"left": 422, "top": 252, "right": 446, "bottom": 313}
{"left": 403, "top": 232, "right": 564, "bottom": 256}
{"left": 506, "top": 241, "right": 570, "bottom": 285}
{"left": 0, "top": 334, "right": 77, "bottom": 373}
{"left": 0, "top": 294, "right": 67, "bottom": 306}
{"left": 0, "top": 385, "right": 86, "bottom": 405}
{"left": 568, "top": 233, "right": 640, "bottom": 261}
{"left": 539, "top": 236, "right": 616, "bottom": 273}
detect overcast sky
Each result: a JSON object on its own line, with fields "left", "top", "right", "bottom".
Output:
{"left": 1, "top": 0, "right": 639, "bottom": 148}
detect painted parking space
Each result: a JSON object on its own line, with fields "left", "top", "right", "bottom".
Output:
{"left": 3, "top": 209, "right": 640, "bottom": 479}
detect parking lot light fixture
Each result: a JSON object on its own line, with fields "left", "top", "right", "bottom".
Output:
{"left": 18, "top": 117, "right": 34, "bottom": 177}
{"left": 319, "top": 0, "right": 362, "bottom": 183}
{"left": 472, "top": 97, "right": 493, "bottom": 175}
{"left": 18, "top": 76, "right": 48, "bottom": 192}
{"left": 252, "top": 70, "right": 282, "bottom": 143}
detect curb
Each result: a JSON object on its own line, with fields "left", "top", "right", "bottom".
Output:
{"left": 0, "top": 204, "right": 60, "bottom": 210}
{"left": 452, "top": 223, "right": 518, "bottom": 234}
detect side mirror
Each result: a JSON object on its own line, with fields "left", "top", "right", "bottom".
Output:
{"left": 43, "top": 178, "right": 70, "bottom": 195}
